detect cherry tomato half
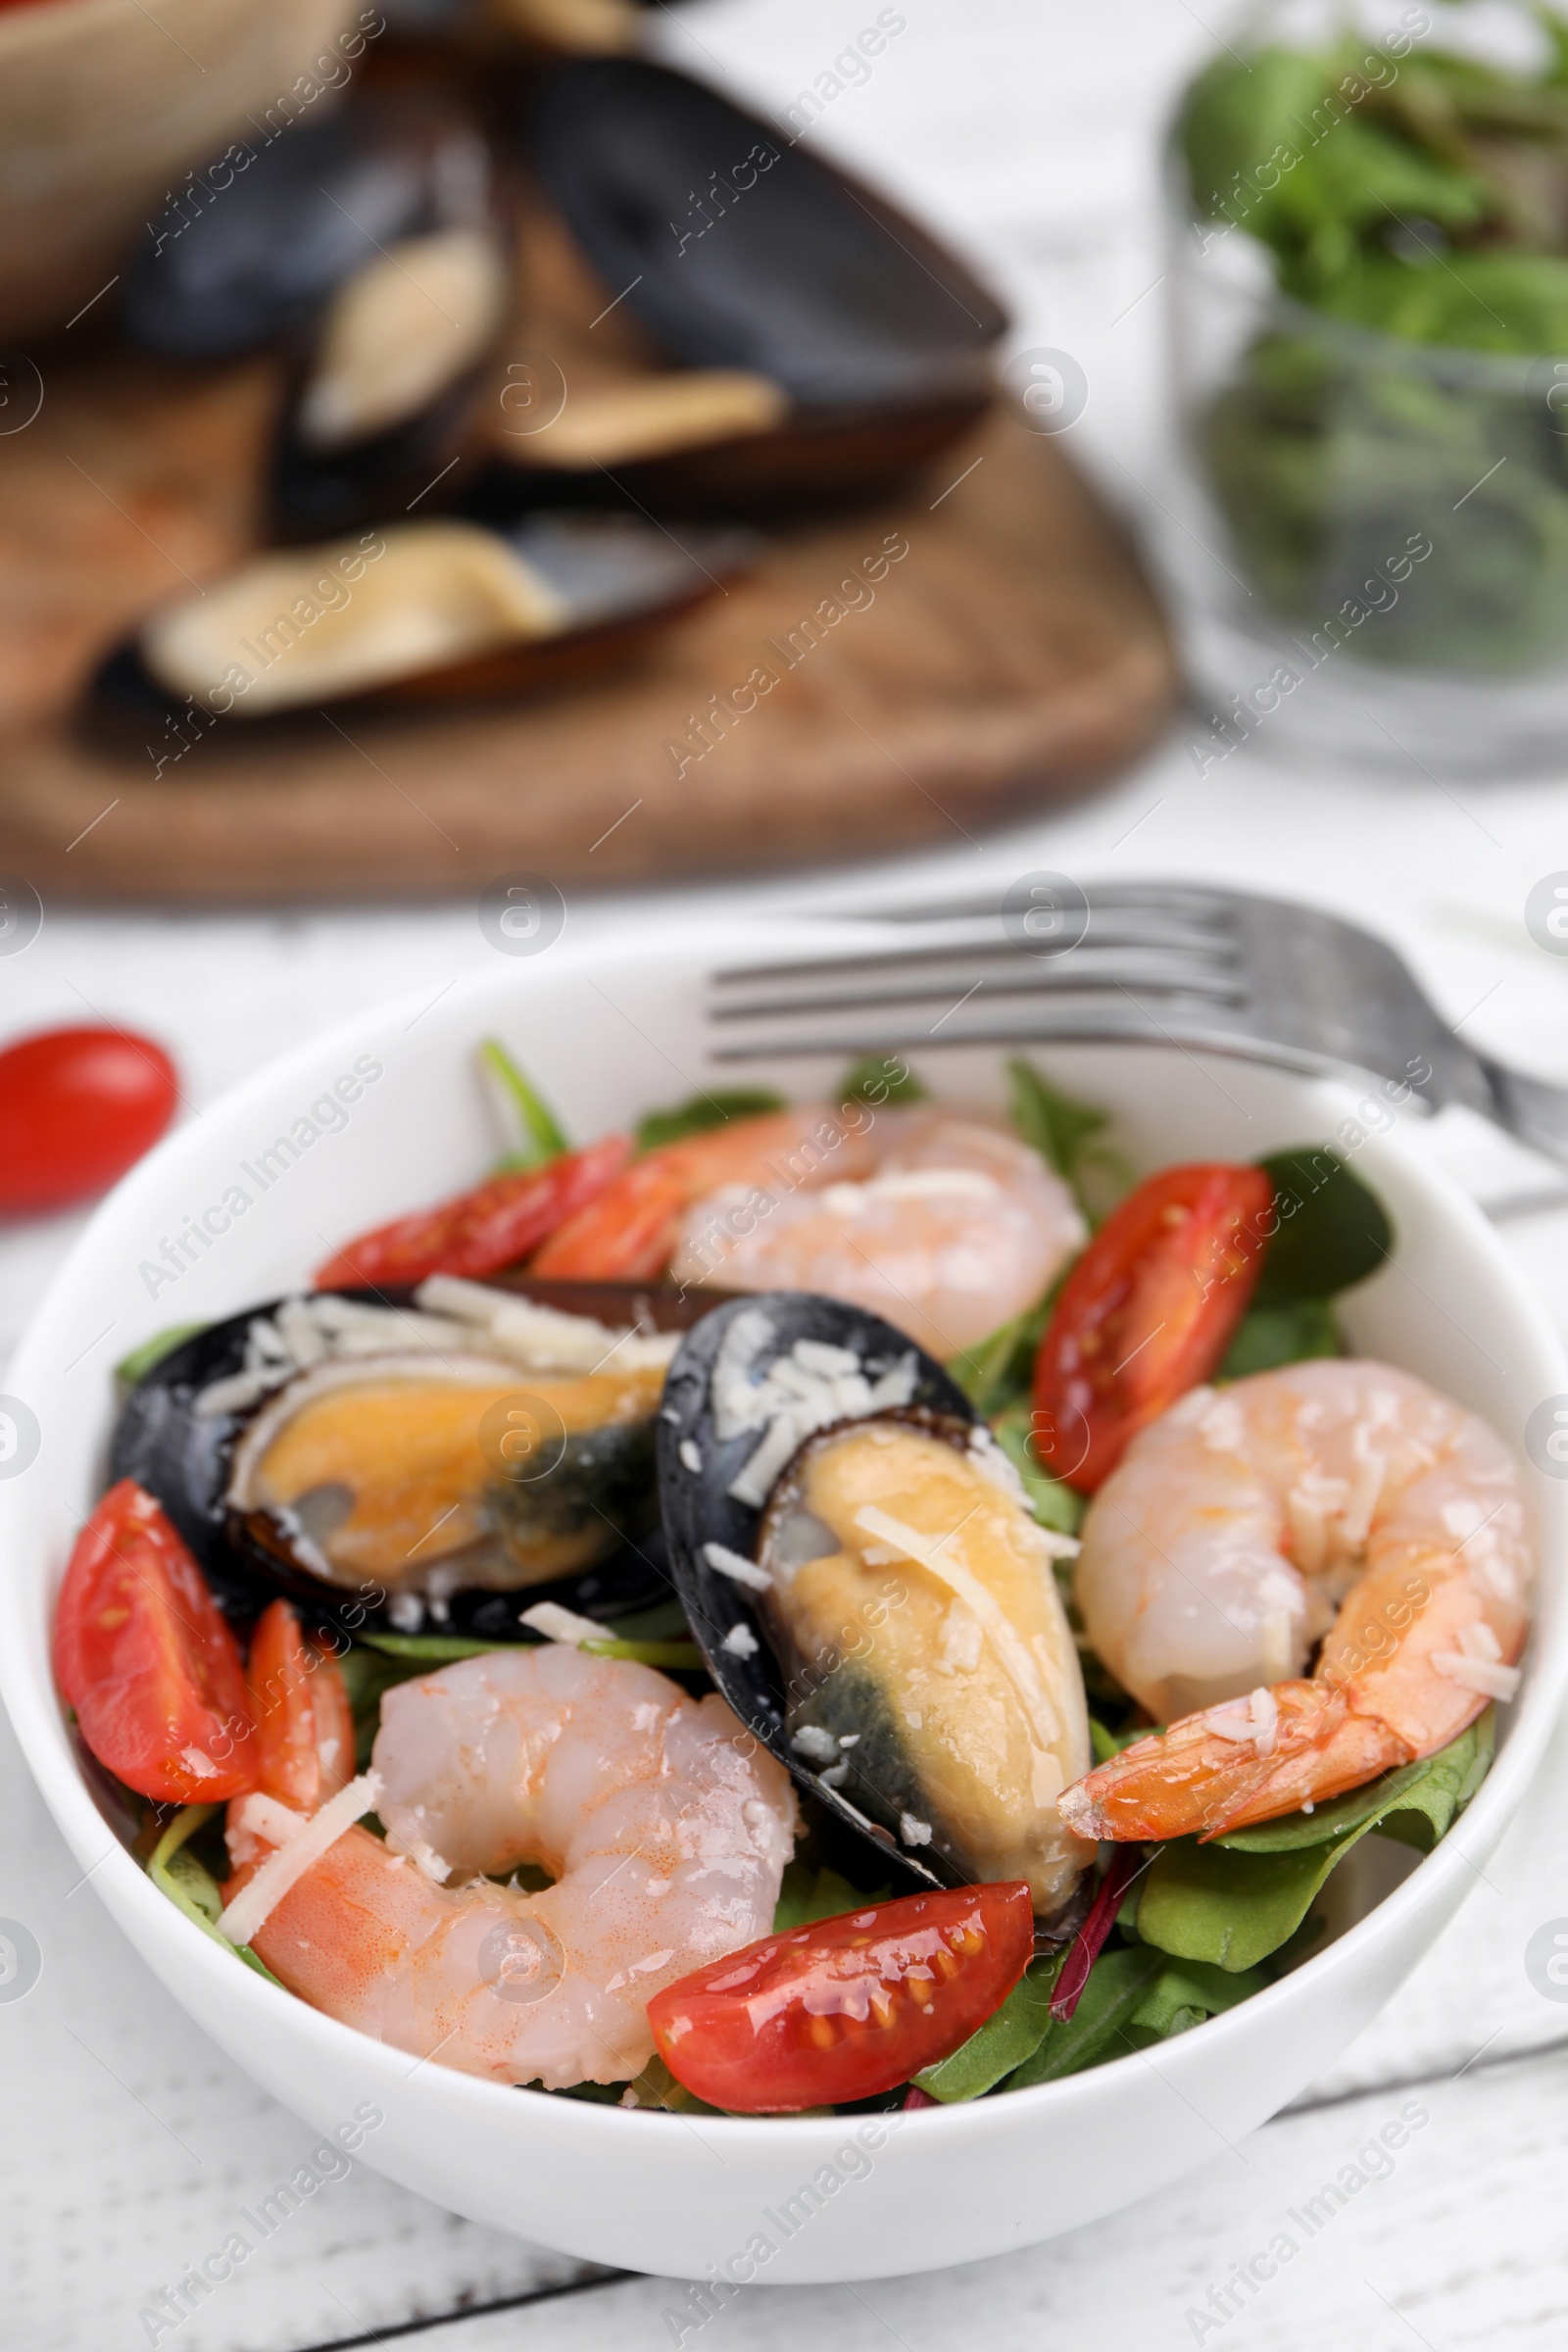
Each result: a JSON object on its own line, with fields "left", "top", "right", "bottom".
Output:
{"left": 0, "top": 1025, "right": 177, "bottom": 1217}
{"left": 1032, "top": 1161, "right": 1274, "bottom": 1494}
{"left": 53, "top": 1480, "right": 257, "bottom": 1804}
{"left": 246, "top": 1598, "right": 355, "bottom": 1810}
{"left": 648, "top": 1884, "right": 1033, "bottom": 2111}
{"left": 312, "top": 1132, "right": 630, "bottom": 1288}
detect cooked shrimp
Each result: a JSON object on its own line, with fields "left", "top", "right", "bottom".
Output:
{"left": 1058, "top": 1359, "right": 1533, "bottom": 1841}
{"left": 222, "top": 1644, "right": 797, "bottom": 2088}
{"left": 530, "top": 1106, "right": 873, "bottom": 1281}
{"left": 669, "top": 1109, "right": 1087, "bottom": 1360}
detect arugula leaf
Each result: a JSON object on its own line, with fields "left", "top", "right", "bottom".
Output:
{"left": 914, "top": 1953, "right": 1065, "bottom": 2101}
{"left": 839, "top": 1054, "right": 927, "bottom": 1108}
{"left": 1005, "top": 1945, "right": 1167, "bottom": 2086}
{"left": 358, "top": 1632, "right": 504, "bottom": 1662}
{"left": 357, "top": 1627, "right": 701, "bottom": 1670}
{"left": 1133, "top": 1713, "right": 1494, "bottom": 1970}
{"left": 1218, "top": 1298, "right": 1341, "bottom": 1380}
{"left": 988, "top": 1405, "right": 1084, "bottom": 1537}
{"left": 635, "top": 1089, "right": 785, "bottom": 1153}
{"left": 951, "top": 1302, "right": 1048, "bottom": 1419}
{"left": 116, "top": 1325, "right": 207, "bottom": 1385}
{"left": 773, "top": 1862, "right": 888, "bottom": 1933}
{"left": 1091, "top": 1717, "right": 1158, "bottom": 1764}
{"left": 1007, "top": 1058, "right": 1126, "bottom": 1215}
{"left": 1253, "top": 1149, "right": 1393, "bottom": 1304}
{"left": 147, "top": 1804, "right": 284, "bottom": 1985}
{"left": 477, "top": 1039, "right": 569, "bottom": 1171}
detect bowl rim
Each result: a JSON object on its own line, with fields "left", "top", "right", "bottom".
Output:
{"left": 3, "top": 921, "right": 1565, "bottom": 2155}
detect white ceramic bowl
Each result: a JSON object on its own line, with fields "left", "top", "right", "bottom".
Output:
{"left": 3, "top": 920, "right": 1565, "bottom": 2285}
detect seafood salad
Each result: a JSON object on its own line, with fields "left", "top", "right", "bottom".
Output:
{"left": 55, "top": 1047, "right": 1534, "bottom": 2115}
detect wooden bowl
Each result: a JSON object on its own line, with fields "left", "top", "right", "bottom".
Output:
{"left": 0, "top": 0, "right": 367, "bottom": 341}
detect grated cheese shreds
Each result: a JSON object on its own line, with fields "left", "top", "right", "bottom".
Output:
{"left": 1432, "top": 1652, "right": 1521, "bottom": 1700}
{"left": 716, "top": 1329, "right": 919, "bottom": 1507}
{"left": 704, "top": 1541, "right": 772, "bottom": 1592}
{"left": 519, "top": 1600, "right": 607, "bottom": 1647}
{"left": 217, "top": 1772, "right": 382, "bottom": 1946}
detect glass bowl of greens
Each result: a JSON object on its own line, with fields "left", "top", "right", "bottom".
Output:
{"left": 1164, "top": 0, "right": 1568, "bottom": 772}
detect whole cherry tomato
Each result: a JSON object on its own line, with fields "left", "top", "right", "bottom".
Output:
{"left": 648, "top": 1884, "right": 1034, "bottom": 2111}
{"left": 0, "top": 1025, "right": 177, "bottom": 1216}
{"left": 1032, "top": 1161, "right": 1274, "bottom": 1493}
{"left": 313, "top": 1133, "right": 631, "bottom": 1288}
{"left": 245, "top": 1598, "right": 355, "bottom": 1811}
{"left": 53, "top": 1481, "right": 257, "bottom": 1804}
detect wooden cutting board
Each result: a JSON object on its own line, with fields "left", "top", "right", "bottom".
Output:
{"left": 0, "top": 343, "right": 1177, "bottom": 903}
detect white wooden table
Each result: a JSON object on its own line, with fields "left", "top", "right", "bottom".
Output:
{"left": 9, "top": 4, "right": 1568, "bottom": 2346}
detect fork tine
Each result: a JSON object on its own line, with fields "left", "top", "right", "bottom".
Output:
{"left": 854, "top": 881, "right": 1235, "bottom": 927}
{"left": 706, "top": 1004, "right": 1329, "bottom": 1070}
{"left": 711, "top": 956, "right": 1249, "bottom": 1022}
{"left": 713, "top": 913, "right": 1234, "bottom": 985}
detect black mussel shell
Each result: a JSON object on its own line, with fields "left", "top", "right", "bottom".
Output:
{"left": 123, "top": 98, "right": 498, "bottom": 362}
{"left": 657, "top": 1292, "right": 975, "bottom": 1892}
{"left": 112, "top": 1277, "right": 710, "bottom": 1641}
{"left": 530, "top": 62, "right": 1006, "bottom": 415}
{"left": 269, "top": 361, "right": 497, "bottom": 545}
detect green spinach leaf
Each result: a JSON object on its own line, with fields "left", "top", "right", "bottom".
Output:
{"left": 1005, "top": 1945, "right": 1167, "bottom": 2086}
{"left": 914, "top": 1953, "right": 1065, "bottom": 2101}
{"left": 636, "top": 1088, "right": 786, "bottom": 1153}
{"left": 116, "top": 1325, "right": 208, "bottom": 1385}
{"left": 773, "top": 1863, "right": 888, "bottom": 1933}
{"left": 1133, "top": 1712, "right": 1494, "bottom": 1970}
{"left": 1254, "top": 1148, "right": 1393, "bottom": 1303}
{"left": 1219, "top": 1298, "right": 1341, "bottom": 1380}
{"left": 839, "top": 1054, "right": 927, "bottom": 1108}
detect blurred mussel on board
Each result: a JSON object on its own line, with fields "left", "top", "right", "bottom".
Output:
{"left": 86, "top": 35, "right": 1008, "bottom": 737}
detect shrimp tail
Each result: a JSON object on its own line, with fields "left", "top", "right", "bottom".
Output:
{"left": 1058, "top": 1679, "right": 1414, "bottom": 1844}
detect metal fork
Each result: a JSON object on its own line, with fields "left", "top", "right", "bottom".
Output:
{"left": 707, "top": 880, "right": 1568, "bottom": 1174}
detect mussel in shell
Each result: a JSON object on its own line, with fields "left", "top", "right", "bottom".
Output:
{"left": 519, "top": 60, "right": 1007, "bottom": 512}
{"left": 87, "top": 513, "right": 752, "bottom": 730}
{"left": 659, "top": 1295, "right": 1092, "bottom": 1916}
{"left": 113, "top": 1276, "right": 710, "bottom": 1636}
{"left": 270, "top": 220, "right": 514, "bottom": 541}
{"left": 122, "top": 99, "right": 500, "bottom": 362}
{"left": 226, "top": 1348, "right": 664, "bottom": 1595}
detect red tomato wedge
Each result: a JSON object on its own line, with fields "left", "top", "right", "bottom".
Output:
{"left": 531, "top": 1110, "right": 826, "bottom": 1281}
{"left": 0, "top": 1025, "right": 177, "bottom": 1217}
{"left": 246, "top": 1599, "right": 355, "bottom": 1810}
{"left": 53, "top": 1481, "right": 257, "bottom": 1803}
{"left": 312, "top": 1133, "right": 631, "bottom": 1288}
{"left": 1032, "top": 1161, "right": 1274, "bottom": 1494}
{"left": 648, "top": 1884, "right": 1034, "bottom": 2111}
